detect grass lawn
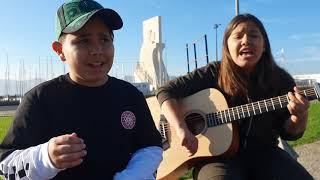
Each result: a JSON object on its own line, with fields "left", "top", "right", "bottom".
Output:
{"left": 0, "top": 116, "right": 13, "bottom": 143}
{"left": 288, "top": 101, "right": 320, "bottom": 147}
{"left": 0, "top": 116, "right": 12, "bottom": 180}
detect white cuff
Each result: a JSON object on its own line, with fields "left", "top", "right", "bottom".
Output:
{"left": 113, "top": 146, "right": 163, "bottom": 180}
{"left": 36, "top": 142, "right": 61, "bottom": 178}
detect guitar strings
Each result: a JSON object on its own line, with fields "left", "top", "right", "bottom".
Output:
{"left": 158, "top": 89, "right": 317, "bottom": 130}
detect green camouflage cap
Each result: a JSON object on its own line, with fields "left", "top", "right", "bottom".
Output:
{"left": 55, "top": 0, "right": 123, "bottom": 39}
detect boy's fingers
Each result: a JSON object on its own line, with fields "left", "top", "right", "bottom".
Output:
{"left": 57, "top": 143, "right": 86, "bottom": 154}
{"left": 57, "top": 150, "right": 87, "bottom": 162}
{"left": 54, "top": 134, "right": 84, "bottom": 145}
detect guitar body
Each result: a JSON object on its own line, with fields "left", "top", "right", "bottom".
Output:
{"left": 147, "top": 88, "right": 239, "bottom": 180}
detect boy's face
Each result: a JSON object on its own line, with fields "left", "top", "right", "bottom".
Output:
{"left": 53, "top": 17, "right": 114, "bottom": 87}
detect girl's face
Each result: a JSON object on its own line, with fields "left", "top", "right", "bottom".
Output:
{"left": 227, "top": 21, "right": 265, "bottom": 73}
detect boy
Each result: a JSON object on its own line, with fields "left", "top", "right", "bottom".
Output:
{"left": 0, "top": 0, "right": 163, "bottom": 179}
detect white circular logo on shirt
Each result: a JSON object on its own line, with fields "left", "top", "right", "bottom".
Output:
{"left": 121, "top": 111, "right": 136, "bottom": 129}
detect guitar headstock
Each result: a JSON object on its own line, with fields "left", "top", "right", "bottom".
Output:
{"left": 314, "top": 82, "right": 320, "bottom": 101}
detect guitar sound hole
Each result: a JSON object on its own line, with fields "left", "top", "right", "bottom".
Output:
{"left": 185, "top": 112, "right": 205, "bottom": 135}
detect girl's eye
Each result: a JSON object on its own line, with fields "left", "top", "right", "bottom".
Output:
{"left": 78, "top": 39, "right": 89, "bottom": 44}
{"left": 102, "top": 38, "right": 110, "bottom": 43}
{"left": 249, "top": 33, "right": 259, "bottom": 38}
{"left": 233, "top": 34, "right": 242, "bottom": 39}
{"left": 102, "top": 36, "right": 112, "bottom": 43}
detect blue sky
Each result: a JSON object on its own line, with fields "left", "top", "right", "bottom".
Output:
{"left": 0, "top": 0, "right": 320, "bottom": 81}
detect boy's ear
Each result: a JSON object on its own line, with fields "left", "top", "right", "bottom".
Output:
{"left": 52, "top": 41, "right": 66, "bottom": 61}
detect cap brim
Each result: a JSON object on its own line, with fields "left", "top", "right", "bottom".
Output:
{"left": 62, "top": 8, "right": 123, "bottom": 34}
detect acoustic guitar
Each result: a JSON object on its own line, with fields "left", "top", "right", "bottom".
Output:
{"left": 146, "top": 83, "right": 320, "bottom": 180}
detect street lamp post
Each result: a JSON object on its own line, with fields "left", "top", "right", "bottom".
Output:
{"left": 213, "top": 24, "right": 221, "bottom": 61}
{"left": 235, "top": 0, "right": 239, "bottom": 15}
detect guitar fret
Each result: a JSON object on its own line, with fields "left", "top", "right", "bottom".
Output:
{"left": 220, "top": 112, "right": 223, "bottom": 124}
{"left": 252, "top": 103, "right": 256, "bottom": 115}
{"left": 211, "top": 114, "right": 214, "bottom": 126}
{"left": 236, "top": 107, "right": 240, "bottom": 119}
{"left": 271, "top": 99, "right": 275, "bottom": 110}
{"left": 258, "top": 101, "right": 262, "bottom": 113}
{"left": 264, "top": 100, "right": 268, "bottom": 112}
{"left": 207, "top": 114, "right": 212, "bottom": 126}
{"left": 212, "top": 114, "right": 216, "bottom": 126}
{"left": 232, "top": 108, "right": 235, "bottom": 121}
{"left": 246, "top": 104, "right": 250, "bottom": 116}
{"left": 278, "top": 96, "right": 283, "bottom": 108}
{"left": 211, "top": 114, "right": 215, "bottom": 126}
{"left": 241, "top": 105, "right": 245, "bottom": 118}
{"left": 216, "top": 113, "right": 220, "bottom": 125}
{"left": 227, "top": 109, "right": 231, "bottom": 122}
{"left": 303, "top": 90, "right": 307, "bottom": 99}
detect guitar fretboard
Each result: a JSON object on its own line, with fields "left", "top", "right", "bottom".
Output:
{"left": 206, "top": 87, "right": 319, "bottom": 127}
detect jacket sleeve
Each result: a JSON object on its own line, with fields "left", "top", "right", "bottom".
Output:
{"left": 156, "top": 62, "right": 220, "bottom": 106}
{"left": 275, "top": 70, "right": 304, "bottom": 141}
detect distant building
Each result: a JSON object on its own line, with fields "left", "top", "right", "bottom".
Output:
{"left": 123, "top": 75, "right": 134, "bottom": 83}
{"left": 293, "top": 74, "right": 320, "bottom": 89}
{"left": 295, "top": 79, "right": 317, "bottom": 89}
{"left": 293, "top": 74, "right": 320, "bottom": 83}
{"left": 132, "top": 82, "right": 152, "bottom": 95}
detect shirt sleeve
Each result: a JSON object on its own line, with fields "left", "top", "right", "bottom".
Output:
{"left": 0, "top": 87, "right": 53, "bottom": 180}
{"left": 0, "top": 88, "right": 50, "bottom": 161}
{"left": 0, "top": 142, "right": 61, "bottom": 179}
{"left": 133, "top": 90, "right": 162, "bottom": 149}
{"left": 156, "top": 62, "right": 220, "bottom": 105}
{"left": 113, "top": 146, "right": 163, "bottom": 180}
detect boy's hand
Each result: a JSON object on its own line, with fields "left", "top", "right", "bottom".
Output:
{"left": 48, "top": 133, "right": 87, "bottom": 169}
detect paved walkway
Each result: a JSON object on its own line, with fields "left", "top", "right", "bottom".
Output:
{"left": 294, "top": 141, "right": 320, "bottom": 180}
{"left": 0, "top": 105, "right": 17, "bottom": 117}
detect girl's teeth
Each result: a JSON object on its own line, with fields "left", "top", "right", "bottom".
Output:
{"left": 91, "top": 62, "right": 102, "bottom": 66}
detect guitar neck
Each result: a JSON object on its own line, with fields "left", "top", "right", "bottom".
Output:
{"left": 206, "top": 87, "right": 320, "bottom": 127}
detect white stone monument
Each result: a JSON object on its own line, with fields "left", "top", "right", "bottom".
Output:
{"left": 134, "top": 16, "right": 169, "bottom": 90}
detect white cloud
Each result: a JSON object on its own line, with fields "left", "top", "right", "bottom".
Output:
{"left": 289, "top": 33, "right": 320, "bottom": 41}
{"left": 288, "top": 46, "right": 320, "bottom": 62}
